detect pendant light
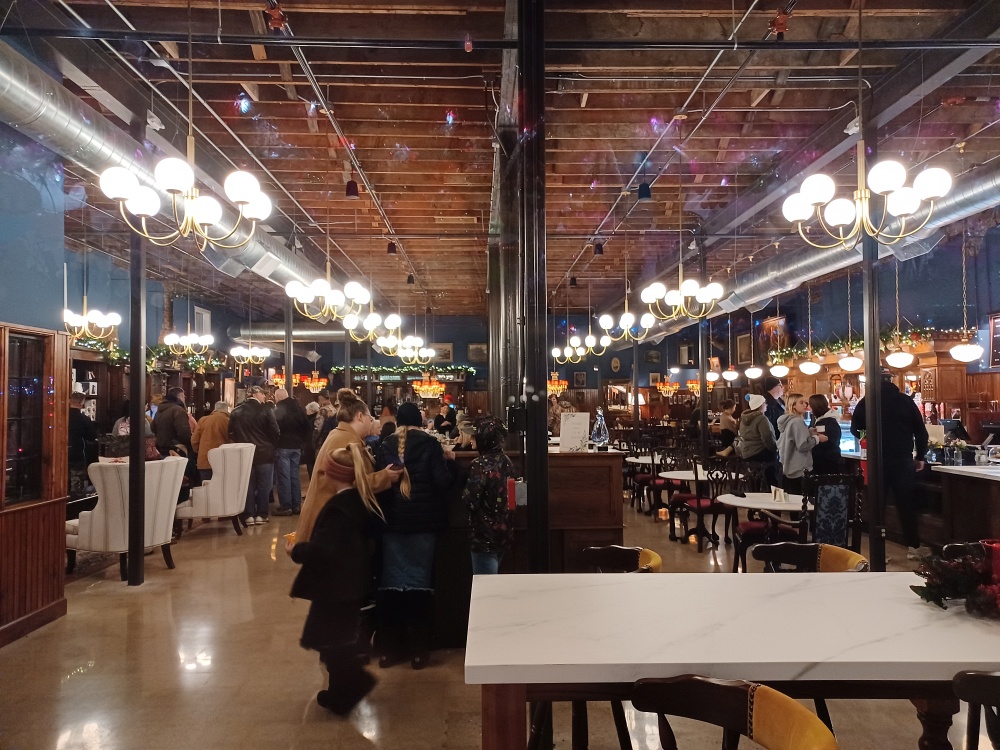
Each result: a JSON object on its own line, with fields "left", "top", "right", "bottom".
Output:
{"left": 744, "top": 311, "right": 763, "bottom": 380}
{"left": 950, "top": 225, "right": 984, "bottom": 363}
{"left": 722, "top": 315, "right": 739, "bottom": 382}
{"left": 798, "top": 284, "right": 822, "bottom": 375}
{"left": 838, "top": 269, "right": 864, "bottom": 372}
{"left": 885, "top": 259, "right": 916, "bottom": 369}
{"left": 768, "top": 296, "right": 789, "bottom": 377}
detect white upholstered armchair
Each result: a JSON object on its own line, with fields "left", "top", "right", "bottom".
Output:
{"left": 66, "top": 456, "right": 187, "bottom": 579}
{"left": 174, "top": 443, "right": 254, "bottom": 535}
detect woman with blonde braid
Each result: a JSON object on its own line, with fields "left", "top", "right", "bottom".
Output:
{"left": 286, "top": 443, "right": 384, "bottom": 715}
{"left": 375, "top": 401, "right": 456, "bottom": 669}
{"left": 296, "top": 389, "right": 403, "bottom": 545}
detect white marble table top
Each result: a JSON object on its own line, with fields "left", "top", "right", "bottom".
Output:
{"left": 625, "top": 455, "right": 659, "bottom": 465}
{"left": 658, "top": 470, "right": 698, "bottom": 482}
{"left": 717, "top": 492, "right": 808, "bottom": 512}
{"left": 465, "top": 572, "right": 999, "bottom": 685}
{"left": 931, "top": 465, "right": 1000, "bottom": 482}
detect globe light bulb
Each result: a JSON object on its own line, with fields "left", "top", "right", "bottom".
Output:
{"left": 384, "top": 314, "right": 401, "bottom": 330}
{"left": 414, "top": 337, "right": 424, "bottom": 347}
{"left": 950, "top": 341, "right": 984, "bottom": 363}
{"left": 886, "top": 187, "right": 920, "bottom": 218}
{"left": 867, "top": 160, "right": 906, "bottom": 195}
{"left": 722, "top": 368, "right": 739, "bottom": 382}
{"left": 310, "top": 278, "right": 331, "bottom": 296}
{"left": 354, "top": 288, "right": 372, "bottom": 305}
{"left": 706, "top": 371, "right": 720, "bottom": 382}
{"left": 664, "top": 289, "right": 682, "bottom": 306}
{"left": 285, "top": 280, "right": 303, "bottom": 298}
{"left": 402, "top": 336, "right": 414, "bottom": 348}
{"left": 343, "top": 281, "right": 363, "bottom": 300}
{"left": 125, "top": 186, "right": 161, "bottom": 218}
{"left": 680, "top": 279, "right": 700, "bottom": 297}
{"left": 199, "top": 335, "right": 213, "bottom": 346}
{"left": 745, "top": 366, "right": 763, "bottom": 380}
{"left": 154, "top": 158, "right": 195, "bottom": 195}
{"left": 769, "top": 364, "right": 790, "bottom": 378}
{"left": 224, "top": 170, "right": 260, "bottom": 205}
{"left": 575, "top": 347, "right": 586, "bottom": 356}
{"left": 100, "top": 166, "right": 139, "bottom": 201}
{"left": 619, "top": 312, "right": 635, "bottom": 330}
{"left": 164, "top": 333, "right": 180, "bottom": 345}
{"left": 190, "top": 195, "right": 223, "bottom": 226}
{"left": 599, "top": 314, "right": 614, "bottom": 330}
{"left": 376, "top": 337, "right": 388, "bottom": 348}
{"left": 244, "top": 191, "right": 272, "bottom": 222}
{"left": 385, "top": 336, "right": 397, "bottom": 348}
{"left": 585, "top": 335, "right": 596, "bottom": 347}
{"left": 87, "top": 309, "right": 103, "bottom": 324}
{"left": 107, "top": 312, "right": 122, "bottom": 326}
{"left": 639, "top": 313, "right": 655, "bottom": 329}
{"left": 823, "top": 198, "right": 856, "bottom": 228}
{"left": 426, "top": 349, "right": 436, "bottom": 358}
{"left": 363, "top": 313, "right": 382, "bottom": 331}
{"left": 705, "top": 282, "right": 724, "bottom": 300}
{"left": 799, "top": 360, "right": 821, "bottom": 376}
{"left": 695, "top": 287, "right": 712, "bottom": 304}
{"left": 781, "top": 192, "right": 814, "bottom": 223}
{"left": 63, "top": 309, "right": 75, "bottom": 324}
{"left": 599, "top": 336, "right": 612, "bottom": 347}
{"left": 342, "top": 314, "right": 360, "bottom": 330}
{"left": 670, "top": 367, "right": 680, "bottom": 374}
{"left": 913, "top": 167, "right": 952, "bottom": 201}
{"left": 570, "top": 336, "right": 581, "bottom": 347}
{"left": 800, "top": 173, "right": 836, "bottom": 205}
{"left": 327, "top": 290, "right": 346, "bottom": 308}
{"left": 885, "top": 350, "right": 915, "bottom": 369}
{"left": 563, "top": 346, "right": 573, "bottom": 358}
{"left": 640, "top": 286, "right": 657, "bottom": 304}
{"left": 552, "top": 347, "right": 561, "bottom": 358}
{"left": 296, "top": 289, "right": 316, "bottom": 304}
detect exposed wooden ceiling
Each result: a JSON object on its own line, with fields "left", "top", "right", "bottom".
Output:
{"left": 49, "top": 0, "right": 1000, "bottom": 321}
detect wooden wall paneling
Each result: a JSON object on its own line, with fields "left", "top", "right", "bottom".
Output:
{"left": 464, "top": 390, "right": 490, "bottom": 417}
{"left": 0, "top": 327, "right": 7, "bottom": 505}
{"left": 967, "top": 373, "right": 1000, "bottom": 405}
{"left": 50, "top": 333, "right": 70, "bottom": 501}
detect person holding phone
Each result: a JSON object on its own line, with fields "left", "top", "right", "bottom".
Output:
{"left": 809, "top": 394, "right": 843, "bottom": 475}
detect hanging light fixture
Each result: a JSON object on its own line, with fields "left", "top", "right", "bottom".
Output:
{"left": 398, "top": 305, "right": 435, "bottom": 366}
{"left": 799, "top": 284, "right": 822, "bottom": 376}
{"left": 547, "top": 371, "right": 568, "bottom": 397}
{"left": 580, "top": 285, "right": 611, "bottom": 356}
{"left": 302, "top": 370, "right": 329, "bottom": 393}
{"left": 99, "top": 26, "right": 270, "bottom": 251}
{"left": 552, "top": 295, "right": 587, "bottom": 365}
{"left": 838, "top": 269, "right": 864, "bottom": 372}
{"left": 374, "top": 312, "right": 405, "bottom": 356}
{"left": 231, "top": 296, "right": 270, "bottom": 365}
{"left": 885, "top": 259, "right": 916, "bottom": 369}
{"left": 767, "top": 296, "right": 789, "bottom": 377}
{"left": 950, "top": 225, "right": 985, "bottom": 363}
{"left": 164, "top": 285, "right": 214, "bottom": 356}
{"left": 599, "top": 253, "right": 654, "bottom": 342}
{"left": 63, "top": 244, "right": 121, "bottom": 342}
{"left": 593, "top": 241, "right": 604, "bottom": 256}
{"left": 720, "top": 315, "right": 740, "bottom": 382}
{"left": 412, "top": 371, "right": 445, "bottom": 399}
{"left": 643, "top": 180, "right": 723, "bottom": 321}
{"left": 781, "top": 6, "right": 950, "bottom": 250}
{"left": 744, "top": 311, "right": 763, "bottom": 380}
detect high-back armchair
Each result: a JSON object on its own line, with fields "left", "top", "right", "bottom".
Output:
{"left": 66, "top": 456, "right": 187, "bottom": 579}
{"left": 802, "top": 472, "right": 864, "bottom": 551}
{"left": 174, "top": 443, "right": 254, "bottom": 535}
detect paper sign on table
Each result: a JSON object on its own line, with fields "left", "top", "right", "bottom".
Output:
{"left": 559, "top": 412, "right": 591, "bottom": 452}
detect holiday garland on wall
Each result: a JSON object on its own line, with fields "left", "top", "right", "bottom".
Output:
{"left": 329, "top": 365, "right": 476, "bottom": 376}
{"left": 73, "top": 336, "right": 227, "bottom": 373}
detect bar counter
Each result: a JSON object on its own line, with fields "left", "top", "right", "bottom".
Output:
{"left": 432, "top": 449, "right": 624, "bottom": 648}
{"left": 931, "top": 464, "right": 1000, "bottom": 542}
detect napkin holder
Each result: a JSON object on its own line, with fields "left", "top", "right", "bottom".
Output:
{"left": 771, "top": 487, "right": 787, "bottom": 503}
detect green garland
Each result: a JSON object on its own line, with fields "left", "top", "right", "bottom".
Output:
{"left": 329, "top": 364, "right": 476, "bottom": 376}
{"left": 74, "top": 337, "right": 226, "bottom": 373}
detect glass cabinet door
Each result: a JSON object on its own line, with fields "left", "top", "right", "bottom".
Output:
{"left": 5, "top": 334, "right": 46, "bottom": 503}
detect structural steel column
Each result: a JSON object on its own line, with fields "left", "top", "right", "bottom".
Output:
{"left": 519, "top": 0, "right": 549, "bottom": 573}
{"left": 285, "top": 296, "right": 294, "bottom": 387}
{"left": 698, "top": 238, "right": 710, "bottom": 456}
{"left": 127, "top": 229, "right": 146, "bottom": 586}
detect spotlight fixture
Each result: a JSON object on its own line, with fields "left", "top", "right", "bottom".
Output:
{"left": 593, "top": 242, "right": 604, "bottom": 256}
{"left": 387, "top": 241, "right": 397, "bottom": 255}
{"left": 637, "top": 181, "right": 652, "bottom": 202}
{"left": 346, "top": 172, "right": 360, "bottom": 200}
{"left": 569, "top": 277, "right": 577, "bottom": 288}
{"left": 407, "top": 274, "right": 415, "bottom": 285}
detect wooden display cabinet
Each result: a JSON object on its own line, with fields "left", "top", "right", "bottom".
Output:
{"left": 1, "top": 324, "right": 70, "bottom": 647}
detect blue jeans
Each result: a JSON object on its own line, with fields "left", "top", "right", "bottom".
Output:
{"left": 274, "top": 448, "right": 302, "bottom": 511}
{"left": 245, "top": 463, "right": 274, "bottom": 519}
{"left": 380, "top": 532, "right": 436, "bottom": 591}
{"left": 471, "top": 550, "right": 502, "bottom": 576}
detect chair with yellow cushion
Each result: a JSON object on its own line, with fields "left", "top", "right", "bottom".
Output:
{"left": 752, "top": 542, "right": 870, "bottom": 573}
{"left": 631, "top": 675, "right": 839, "bottom": 750}
{"left": 580, "top": 544, "right": 662, "bottom": 573}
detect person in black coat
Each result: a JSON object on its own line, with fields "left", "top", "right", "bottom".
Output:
{"left": 374, "top": 401, "right": 456, "bottom": 669}
{"left": 273, "top": 388, "right": 311, "bottom": 516}
{"left": 808, "top": 394, "right": 844, "bottom": 474}
{"left": 287, "top": 442, "right": 383, "bottom": 715}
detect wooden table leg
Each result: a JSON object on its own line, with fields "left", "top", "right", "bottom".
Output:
{"left": 911, "top": 697, "right": 961, "bottom": 750}
{"left": 483, "top": 684, "right": 527, "bottom": 750}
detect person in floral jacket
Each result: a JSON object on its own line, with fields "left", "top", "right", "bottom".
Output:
{"left": 462, "top": 417, "right": 516, "bottom": 575}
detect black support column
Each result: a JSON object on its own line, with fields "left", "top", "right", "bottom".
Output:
{"left": 698, "top": 238, "right": 710, "bottom": 456}
{"left": 285, "top": 296, "right": 294, "bottom": 388}
{"left": 127, "top": 229, "right": 146, "bottom": 586}
{"left": 519, "top": 0, "right": 549, "bottom": 574}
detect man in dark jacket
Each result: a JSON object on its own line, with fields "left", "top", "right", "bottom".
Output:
{"left": 273, "top": 388, "right": 311, "bottom": 516}
{"left": 229, "top": 385, "right": 280, "bottom": 525}
{"left": 152, "top": 387, "right": 192, "bottom": 455}
{"left": 433, "top": 397, "right": 456, "bottom": 436}
{"left": 762, "top": 376, "right": 786, "bottom": 437}
{"left": 68, "top": 392, "right": 99, "bottom": 493}
{"left": 851, "top": 371, "right": 930, "bottom": 559}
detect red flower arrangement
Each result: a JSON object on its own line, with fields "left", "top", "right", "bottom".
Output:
{"left": 910, "top": 542, "right": 1000, "bottom": 619}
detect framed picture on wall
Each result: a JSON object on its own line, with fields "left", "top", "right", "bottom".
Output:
{"left": 709, "top": 356, "right": 721, "bottom": 371}
{"left": 678, "top": 344, "right": 693, "bottom": 366}
{"left": 467, "top": 342, "right": 488, "bottom": 363}
{"left": 990, "top": 313, "right": 1000, "bottom": 368}
{"left": 429, "top": 343, "right": 453, "bottom": 363}
{"left": 760, "top": 316, "right": 788, "bottom": 358}
{"left": 573, "top": 371, "right": 587, "bottom": 388}
{"left": 737, "top": 334, "right": 753, "bottom": 364}
{"left": 644, "top": 349, "right": 661, "bottom": 364}
{"left": 649, "top": 372, "right": 661, "bottom": 385}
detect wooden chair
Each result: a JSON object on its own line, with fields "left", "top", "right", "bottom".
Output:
{"left": 174, "top": 443, "right": 254, "bottom": 535}
{"left": 629, "top": 438, "right": 656, "bottom": 509}
{"left": 668, "top": 456, "right": 732, "bottom": 552}
{"left": 952, "top": 671, "right": 1000, "bottom": 750}
{"left": 66, "top": 457, "right": 187, "bottom": 579}
{"left": 631, "top": 675, "right": 839, "bottom": 750}
{"left": 802, "top": 472, "right": 864, "bottom": 552}
{"left": 752, "top": 542, "right": 871, "bottom": 573}
{"left": 730, "top": 465, "right": 808, "bottom": 573}
{"left": 643, "top": 444, "right": 679, "bottom": 518}
{"left": 580, "top": 544, "right": 660, "bottom": 573}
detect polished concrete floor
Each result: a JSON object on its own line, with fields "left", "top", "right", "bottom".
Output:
{"left": 0, "top": 489, "right": 981, "bottom": 749}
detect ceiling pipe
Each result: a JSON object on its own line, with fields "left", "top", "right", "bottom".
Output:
{"left": 227, "top": 322, "right": 346, "bottom": 343}
{"left": 0, "top": 39, "right": 323, "bottom": 290}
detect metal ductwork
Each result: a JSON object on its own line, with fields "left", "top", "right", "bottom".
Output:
{"left": 227, "top": 322, "right": 346, "bottom": 343}
{"left": 0, "top": 40, "right": 322, "bottom": 289}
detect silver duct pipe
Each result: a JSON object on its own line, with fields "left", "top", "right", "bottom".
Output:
{"left": 0, "top": 40, "right": 322, "bottom": 289}
{"left": 227, "top": 323, "right": 346, "bottom": 343}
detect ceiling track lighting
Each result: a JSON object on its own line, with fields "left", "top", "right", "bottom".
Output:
{"left": 593, "top": 241, "right": 604, "bottom": 256}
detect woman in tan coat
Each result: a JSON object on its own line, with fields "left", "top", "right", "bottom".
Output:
{"left": 296, "top": 389, "right": 403, "bottom": 543}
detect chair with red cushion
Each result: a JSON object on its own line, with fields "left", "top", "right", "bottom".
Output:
{"left": 645, "top": 446, "right": 686, "bottom": 518}
{"left": 629, "top": 438, "right": 656, "bottom": 509}
{"left": 684, "top": 456, "right": 734, "bottom": 552}
{"left": 731, "top": 490, "right": 809, "bottom": 573}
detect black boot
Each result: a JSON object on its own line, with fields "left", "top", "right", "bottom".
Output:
{"left": 375, "top": 590, "right": 405, "bottom": 668}
{"left": 404, "top": 590, "right": 435, "bottom": 670}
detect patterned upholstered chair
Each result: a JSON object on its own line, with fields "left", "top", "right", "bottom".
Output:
{"left": 802, "top": 472, "right": 864, "bottom": 551}
{"left": 66, "top": 456, "right": 187, "bottom": 579}
{"left": 174, "top": 443, "right": 254, "bottom": 535}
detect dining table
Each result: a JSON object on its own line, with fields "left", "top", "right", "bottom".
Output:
{"left": 466, "top": 572, "right": 990, "bottom": 750}
{"left": 717, "top": 491, "right": 808, "bottom": 512}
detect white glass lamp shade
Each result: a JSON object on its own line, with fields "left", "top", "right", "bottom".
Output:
{"left": 106, "top": 312, "right": 122, "bottom": 326}
{"left": 867, "top": 160, "right": 906, "bottom": 195}
{"left": 62, "top": 309, "right": 75, "bottom": 324}
{"left": 769, "top": 364, "right": 790, "bottom": 378}
{"left": 363, "top": 313, "right": 382, "bottom": 331}
{"left": 839, "top": 353, "right": 864, "bottom": 372}
{"left": 385, "top": 336, "right": 398, "bottom": 348}
{"left": 619, "top": 312, "right": 635, "bottom": 330}
{"left": 190, "top": 195, "right": 223, "bottom": 226}
{"left": 575, "top": 347, "right": 586, "bottom": 356}
{"left": 125, "top": 186, "right": 161, "bottom": 218}
{"left": 599, "top": 314, "right": 614, "bottom": 330}
{"left": 164, "top": 333, "right": 180, "bottom": 345}
{"left": 224, "top": 171, "right": 260, "bottom": 205}
{"left": 745, "top": 366, "right": 764, "bottom": 380}
{"left": 376, "top": 337, "right": 388, "bottom": 348}
{"left": 664, "top": 289, "right": 682, "bottom": 307}
{"left": 640, "top": 286, "right": 658, "bottom": 304}
{"left": 798, "top": 360, "right": 821, "bottom": 375}
{"left": 295, "top": 288, "right": 316, "bottom": 304}
{"left": 670, "top": 367, "right": 680, "bottom": 374}
{"left": 256, "top": 347, "right": 271, "bottom": 358}
{"left": 198, "top": 335, "right": 213, "bottom": 346}
{"left": 384, "top": 313, "right": 401, "bottom": 330}
{"left": 639, "top": 313, "right": 655, "bottom": 329}
{"left": 342, "top": 314, "right": 360, "bottom": 330}
{"left": 885, "top": 350, "right": 915, "bottom": 369}
{"left": 413, "top": 337, "right": 424, "bottom": 348}
{"left": 327, "top": 289, "right": 346, "bottom": 309}
{"left": 402, "top": 336, "right": 415, "bottom": 348}
{"left": 679, "top": 279, "right": 700, "bottom": 297}
{"left": 722, "top": 368, "right": 739, "bottom": 382}
{"left": 599, "top": 335, "right": 612, "bottom": 347}
{"left": 704, "top": 282, "right": 724, "bottom": 300}
{"left": 706, "top": 371, "right": 720, "bottom": 382}
{"left": 823, "top": 198, "right": 857, "bottom": 228}
{"left": 425, "top": 349, "right": 437, "bottom": 358}
{"left": 569, "top": 336, "right": 581, "bottom": 347}
{"left": 781, "top": 192, "right": 814, "bottom": 223}
{"left": 695, "top": 287, "right": 711, "bottom": 304}
{"left": 913, "top": 167, "right": 952, "bottom": 201}
{"left": 154, "top": 158, "right": 194, "bottom": 195}
{"left": 584, "top": 335, "right": 596, "bottom": 347}
{"left": 100, "top": 167, "right": 139, "bottom": 201}
{"left": 285, "top": 280, "right": 303, "bottom": 298}
{"left": 354, "top": 288, "right": 372, "bottom": 306}
{"left": 243, "top": 191, "right": 272, "bottom": 222}
{"left": 563, "top": 346, "right": 573, "bottom": 358}
{"left": 886, "top": 187, "right": 921, "bottom": 218}
{"left": 950, "top": 341, "right": 984, "bottom": 363}
{"left": 800, "top": 174, "right": 836, "bottom": 206}
{"left": 87, "top": 309, "right": 105, "bottom": 324}
{"left": 309, "top": 278, "right": 331, "bottom": 297}
{"left": 343, "top": 281, "right": 363, "bottom": 300}
{"left": 551, "top": 347, "right": 561, "bottom": 358}
{"left": 231, "top": 346, "right": 248, "bottom": 358}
